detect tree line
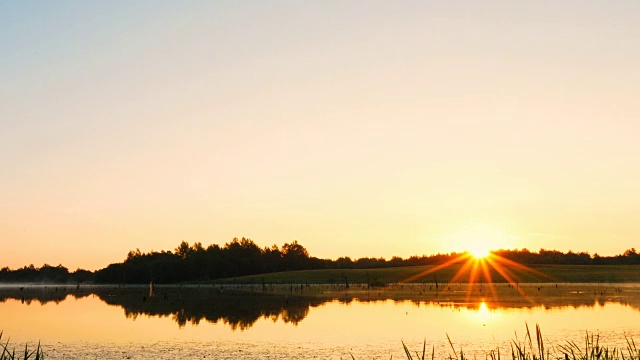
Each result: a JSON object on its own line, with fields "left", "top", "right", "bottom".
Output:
{"left": 0, "top": 264, "right": 93, "bottom": 284}
{"left": 2, "top": 238, "right": 640, "bottom": 283}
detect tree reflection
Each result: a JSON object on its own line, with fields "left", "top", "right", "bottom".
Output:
{"left": 2, "top": 284, "right": 640, "bottom": 331}
{"left": 93, "top": 286, "right": 322, "bottom": 330}
{"left": 0, "top": 286, "right": 91, "bottom": 305}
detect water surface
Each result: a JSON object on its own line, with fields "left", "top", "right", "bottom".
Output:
{"left": 1, "top": 284, "right": 639, "bottom": 359}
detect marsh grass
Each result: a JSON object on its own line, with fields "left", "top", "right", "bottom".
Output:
{"left": 0, "top": 332, "right": 43, "bottom": 360}
{"left": 349, "top": 324, "right": 640, "bottom": 360}
{"left": 504, "top": 323, "right": 639, "bottom": 360}
{"left": 2, "top": 323, "right": 639, "bottom": 360}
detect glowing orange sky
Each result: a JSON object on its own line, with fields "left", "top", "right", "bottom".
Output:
{"left": 2, "top": 2, "right": 640, "bottom": 270}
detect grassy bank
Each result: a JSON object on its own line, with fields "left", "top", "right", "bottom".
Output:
{"left": 212, "top": 264, "right": 640, "bottom": 285}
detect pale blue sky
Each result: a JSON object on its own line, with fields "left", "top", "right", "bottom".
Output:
{"left": 2, "top": 1, "right": 640, "bottom": 269}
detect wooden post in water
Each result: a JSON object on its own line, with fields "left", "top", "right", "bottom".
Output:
{"left": 367, "top": 272, "right": 370, "bottom": 290}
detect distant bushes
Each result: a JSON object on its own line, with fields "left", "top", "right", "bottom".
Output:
{"left": 0, "top": 264, "right": 92, "bottom": 284}
{"left": 493, "top": 248, "right": 640, "bottom": 266}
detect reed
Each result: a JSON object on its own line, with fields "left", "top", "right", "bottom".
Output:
{"left": 349, "top": 325, "right": 640, "bottom": 360}
{"left": 0, "top": 332, "right": 43, "bottom": 360}
{"left": 3, "top": 325, "right": 639, "bottom": 360}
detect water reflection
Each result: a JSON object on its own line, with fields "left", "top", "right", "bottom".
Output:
{"left": 0, "top": 286, "right": 90, "bottom": 305}
{"left": 1, "top": 283, "right": 640, "bottom": 331}
{"left": 474, "top": 301, "right": 495, "bottom": 325}
{"left": 101, "top": 287, "right": 317, "bottom": 330}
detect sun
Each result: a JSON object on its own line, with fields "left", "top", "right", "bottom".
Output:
{"left": 468, "top": 245, "right": 491, "bottom": 259}
{"left": 442, "top": 224, "right": 510, "bottom": 260}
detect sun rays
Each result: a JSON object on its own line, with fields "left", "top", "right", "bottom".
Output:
{"left": 399, "top": 250, "right": 552, "bottom": 304}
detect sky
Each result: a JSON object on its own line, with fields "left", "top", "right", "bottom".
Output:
{"left": 2, "top": 1, "right": 640, "bottom": 270}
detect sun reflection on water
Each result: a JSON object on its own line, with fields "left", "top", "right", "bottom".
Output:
{"left": 473, "top": 301, "right": 497, "bottom": 326}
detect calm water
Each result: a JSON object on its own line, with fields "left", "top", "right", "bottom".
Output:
{"left": 1, "top": 284, "right": 640, "bottom": 359}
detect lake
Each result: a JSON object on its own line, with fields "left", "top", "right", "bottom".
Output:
{"left": 1, "top": 283, "right": 640, "bottom": 359}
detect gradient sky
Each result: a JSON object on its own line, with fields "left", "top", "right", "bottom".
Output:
{"left": 2, "top": 1, "right": 640, "bottom": 270}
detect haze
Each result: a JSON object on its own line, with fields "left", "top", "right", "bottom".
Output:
{"left": 2, "top": 1, "right": 640, "bottom": 270}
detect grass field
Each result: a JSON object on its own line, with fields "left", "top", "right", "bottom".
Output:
{"left": 212, "top": 264, "right": 640, "bottom": 285}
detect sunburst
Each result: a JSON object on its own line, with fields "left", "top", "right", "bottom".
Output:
{"left": 400, "top": 250, "right": 551, "bottom": 303}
